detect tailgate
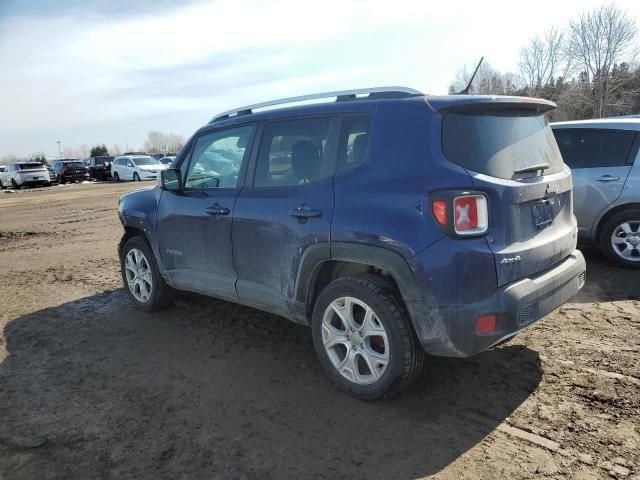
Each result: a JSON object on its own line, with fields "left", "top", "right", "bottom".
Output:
{"left": 439, "top": 98, "right": 577, "bottom": 287}
{"left": 470, "top": 169, "right": 577, "bottom": 286}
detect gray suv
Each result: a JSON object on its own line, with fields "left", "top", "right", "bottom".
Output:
{"left": 552, "top": 119, "right": 640, "bottom": 268}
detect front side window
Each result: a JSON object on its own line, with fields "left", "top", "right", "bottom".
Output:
{"left": 185, "top": 125, "right": 254, "bottom": 189}
{"left": 553, "top": 128, "right": 637, "bottom": 169}
{"left": 254, "top": 118, "right": 331, "bottom": 187}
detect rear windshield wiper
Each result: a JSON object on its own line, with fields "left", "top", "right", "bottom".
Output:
{"left": 514, "top": 163, "right": 550, "bottom": 174}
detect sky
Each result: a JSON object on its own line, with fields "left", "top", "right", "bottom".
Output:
{"left": 1, "top": 0, "right": 639, "bottom": 158}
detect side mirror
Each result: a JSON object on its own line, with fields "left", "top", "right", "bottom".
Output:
{"left": 161, "top": 168, "right": 182, "bottom": 191}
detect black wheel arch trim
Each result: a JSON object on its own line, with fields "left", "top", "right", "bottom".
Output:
{"left": 118, "top": 209, "right": 166, "bottom": 272}
{"left": 294, "top": 242, "right": 423, "bottom": 324}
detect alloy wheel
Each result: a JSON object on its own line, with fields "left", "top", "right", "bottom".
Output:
{"left": 321, "top": 296, "right": 389, "bottom": 385}
{"left": 611, "top": 221, "right": 640, "bottom": 262}
{"left": 124, "top": 248, "right": 153, "bottom": 302}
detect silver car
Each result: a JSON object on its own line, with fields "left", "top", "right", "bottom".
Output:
{"left": 552, "top": 119, "right": 640, "bottom": 268}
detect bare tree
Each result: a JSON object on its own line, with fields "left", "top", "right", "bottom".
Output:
{"left": 449, "top": 59, "right": 522, "bottom": 95}
{"left": 567, "top": 3, "right": 638, "bottom": 117}
{"left": 519, "top": 28, "right": 572, "bottom": 94}
{"left": 143, "top": 131, "right": 185, "bottom": 154}
{"left": 111, "top": 144, "right": 122, "bottom": 156}
{"left": 143, "top": 131, "right": 165, "bottom": 154}
{"left": 166, "top": 132, "right": 185, "bottom": 153}
{"left": 78, "top": 143, "right": 89, "bottom": 160}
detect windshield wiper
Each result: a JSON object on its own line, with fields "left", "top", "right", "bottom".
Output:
{"left": 514, "top": 162, "right": 550, "bottom": 174}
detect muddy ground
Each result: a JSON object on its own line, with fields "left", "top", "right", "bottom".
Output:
{"left": 0, "top": 182, "right": 638, "bottom": 480}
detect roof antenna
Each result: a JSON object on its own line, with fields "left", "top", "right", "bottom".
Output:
{"left": 457, "top": 56, "right": 484, "bottom": 95}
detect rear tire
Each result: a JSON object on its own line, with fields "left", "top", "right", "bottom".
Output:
{"left": 311, "top": 275, "right": 425, "bottom": 400}
{"left": 600, "top": 208, "right": 640, "bottom": 269}
{"left": 120, "top": 236, "right": 175, "bottom": 311}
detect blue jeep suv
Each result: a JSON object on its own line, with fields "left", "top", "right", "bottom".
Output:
{"left": 118, "top": 87, "right": 586, "bottom": 399}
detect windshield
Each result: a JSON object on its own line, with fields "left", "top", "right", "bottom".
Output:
{"left": 132, "top": 157, "right": 158, "bottom": 166}
{"left": 442, "top": 110, "right": 565, "bottom": 179}
{"left": 18, "top": 163, "right": 43, "bottom": 170}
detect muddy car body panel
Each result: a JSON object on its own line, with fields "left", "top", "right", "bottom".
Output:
{"left": 119, "top": 89, "right": 586, "bottom": 360}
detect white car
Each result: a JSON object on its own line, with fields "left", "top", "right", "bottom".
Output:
{"left": 0, "top": 162, "right": 51, "bottom": 189}
{"left": 111, "top": 155, "right": 167, "bottom": 182}
{"left": 159, "top": 156, "right": 176, "bottom": 166}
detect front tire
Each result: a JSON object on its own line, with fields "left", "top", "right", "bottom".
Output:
{"left": 133, "top": 172, "right": 140, "bottom": 182}
{"left": 113, "top": 172, "right": 120, "bottom": 182}
{"left": 311, "top": 275, "right": 425, "bottom": 400}
{"left": 11, "top": 178, "right": 20, "bottom": 189}
{"left": 600, "top": 209, "right": 640, "bottom": 269}
{"left": 120, "top": 236, "right": 175, "bottom": 311}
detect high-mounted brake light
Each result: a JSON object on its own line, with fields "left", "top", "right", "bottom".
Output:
{"left": 453, "top": 195, "right": 488, "bottom": 235}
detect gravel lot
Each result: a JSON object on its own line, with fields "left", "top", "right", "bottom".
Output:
{"left": 0, "top": 182, "right": 638, "bottom": 479}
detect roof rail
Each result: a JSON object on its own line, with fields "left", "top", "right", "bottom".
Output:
{"left": 209, "top": 86, "right": 424, "bottom": 123}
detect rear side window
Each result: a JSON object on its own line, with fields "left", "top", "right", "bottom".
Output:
{"left": 254, "top": 118, "right": 331, "bottom": 187}
{"left": 442, "top": 110, "right": 564, "bottom": 179}
{"left": 337, "top": 116, "right": 370, "bottom": 172}
{"left": 552, "top": 128, "right": 637, "bottom": 169}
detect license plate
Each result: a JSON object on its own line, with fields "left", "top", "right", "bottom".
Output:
{"left": 533, "top": 201, "right": 554, "bottom": 230}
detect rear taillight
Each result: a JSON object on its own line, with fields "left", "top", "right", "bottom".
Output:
{"left": 453, "top": 195, "right": 488, "bottom": 235}
{"left": 429, "top": 190, "right": 489, "bottom": 237}
{"left": 432, "top": 200, "right": 447, "bottom": 225}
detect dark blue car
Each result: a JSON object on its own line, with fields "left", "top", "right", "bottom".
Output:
{"left": 118, "top": 87, "right": 586, "bottom": 399}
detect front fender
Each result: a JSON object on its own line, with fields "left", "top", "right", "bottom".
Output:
{"left": 118, "top": 186, "right": 163, "bottom": 269}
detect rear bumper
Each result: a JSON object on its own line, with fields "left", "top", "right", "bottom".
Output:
{"left": 411, "top": 249, "right": 586, "bottom": 357}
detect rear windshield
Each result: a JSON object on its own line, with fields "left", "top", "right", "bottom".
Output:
{"left": 94, "top": 157, "right": 114, "bottom": 165}
{"left": 18, "top": 163, "right": 43, "bottom": 170}
{"left": 442, "top": 110, "right": 565, "bottom": 179}
{"left": 64, "top": 162, "right": 85, "bottom": 168}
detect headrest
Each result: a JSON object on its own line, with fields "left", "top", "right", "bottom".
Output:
{"left": 351, "top": 133, "right": 368, "bottom": 164}
{"left": 291, "top": 140, "right": 320, "bottom": 182}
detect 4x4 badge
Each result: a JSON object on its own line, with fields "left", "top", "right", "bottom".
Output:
{"left": 500, "top": 256, "right": 521, "bottom": 264}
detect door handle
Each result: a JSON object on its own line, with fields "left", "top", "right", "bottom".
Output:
{"left": 289, "top": 204, "right": 322, "bottom": 219}
{"left": 596, "top": 175, "right": 620, "bottom": 182}
{"left": 206, "top": 204, "right": 230, "bottom": 216}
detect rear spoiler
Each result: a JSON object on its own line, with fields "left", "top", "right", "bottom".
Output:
{"left": 425, "top": 95, "right": 556, "bottom": 114}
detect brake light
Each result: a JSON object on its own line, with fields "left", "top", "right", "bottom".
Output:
{"left": 453, "top": 195, "right": 488, "bottom": 235}
{"left": 432, "top": 200, "right": 447, "bottom": 225}
{"left": 430, "top": 191, "right": 489, "bottom": 237}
